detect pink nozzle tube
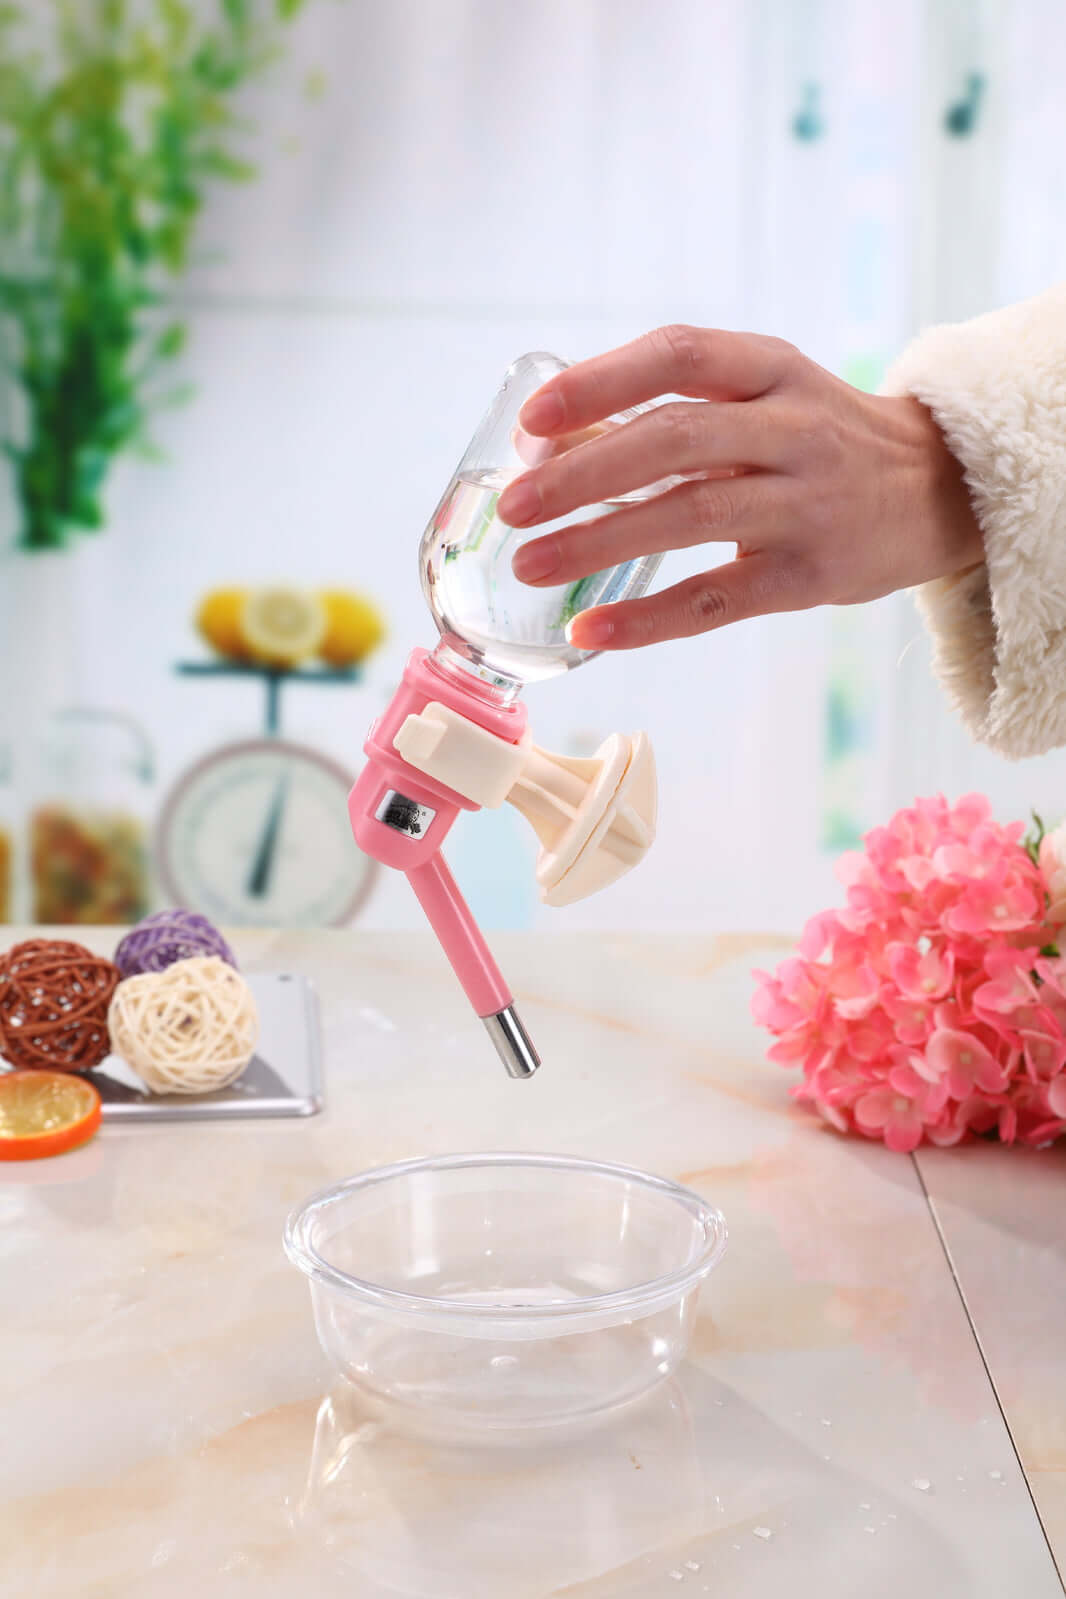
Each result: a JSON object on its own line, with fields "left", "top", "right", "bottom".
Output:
{"left": 407, "top": 855, "right": 511, "bottom": 1018}
{"left": 406, "top": 855, "right": 540, "bottom": 1078}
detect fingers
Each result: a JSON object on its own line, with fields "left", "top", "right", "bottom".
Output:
{"left": 519, "top": 325, "right": 796, "bottom": 437}
{"left": 497, "top": 400, "right": 786, "bottom": 529}
{"left": 512, "top": 474, "right": 789, "bottom": 586}
{"left": 511, "top": 420, "right": 610, "bottom": 467}
{"left": 567, "top": 553, "right": 813, "bottom": 650}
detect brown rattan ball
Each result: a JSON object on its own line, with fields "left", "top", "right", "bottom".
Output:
{"left": 0, "top": 939, "right": 119, "bottom": 1073}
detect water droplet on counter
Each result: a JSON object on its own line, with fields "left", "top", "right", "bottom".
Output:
{"left": 490, "top": 1354, "right": 518, "bottom": 1370}
{"left": 669, "top": 1571, "right": 684, "bottom": 1582}
{"left": 150, "top": 1541, "right": 176, "bottom": 1569}
{"left": 864, "top": 1526, "right": 877, "bottom": 1534}
{"left": 820, "top": 1417, "right": 833, "bottom": 1427}
{"left": 685, "top": 1561, "right": 701, "bottom": 1572}
{"left": 753, "top": 1526, "right": 772, "bottom": 1540}
{"left": 912, "top": 1478, "right": 932, "bottom": 1492}
{"left": 989, "top": 1469, "right": 1002, "bottom": 1480}
{"left": 859, "top": 1501, "right": 871, "bottom": 1510}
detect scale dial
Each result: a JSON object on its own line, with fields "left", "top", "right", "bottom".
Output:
{"left": 157, "top": 740, "right": 376, "bottom": 926}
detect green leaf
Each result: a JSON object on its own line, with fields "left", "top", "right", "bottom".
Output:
{"left": 130, "top": 436, "right": 167, "bottom": 463}
{"left": 0, "top": 0, "right": 320, "bottom": 546}
{"left": 154, "top": 321, "right": 186, "bottom": 360}
{"left": 153, "top": 380, "right": 196, "bottom": 409}
{"left": 200, "top": 146, "right": 256, "bottom": 181}
{"left": 1026, "top": 809, "right": 1048, "bottom": 866}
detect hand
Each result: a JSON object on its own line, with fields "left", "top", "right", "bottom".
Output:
{"left": 496, "top": 325, "right": 984, "bottom": 651}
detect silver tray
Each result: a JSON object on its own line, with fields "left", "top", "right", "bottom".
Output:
{"left": 92, "top": 972, "right": 323, "bottom": 1122}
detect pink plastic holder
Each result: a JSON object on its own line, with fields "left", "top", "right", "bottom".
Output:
{"left": 348, "top": 648, "right": 540, "bottom": 1078}
{"left": 349, "top": 648, "right": 527, "bottom": 869}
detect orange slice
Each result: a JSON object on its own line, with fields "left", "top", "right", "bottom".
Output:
{"left": 0, "top": 1070, "right": 102, "bottom": 1161}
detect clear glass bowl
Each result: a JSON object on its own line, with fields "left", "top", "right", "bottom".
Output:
{"left": 284, "top": 1153, "right": 727, "bottom": 1436}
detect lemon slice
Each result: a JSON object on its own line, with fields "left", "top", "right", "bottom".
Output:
{"left": 196, "top": 587, "right": 250, "bottom": 660}
{"left": 241, "top": 587, "right": 326, "bottom": 668}
{"left": 0, "top": 1070, "right": 102, "bottom": 1161}
{"left": 318, "top": 589, "right": 386, "bottom": 667}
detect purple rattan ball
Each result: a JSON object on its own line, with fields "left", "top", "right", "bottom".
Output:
{"left": 114, "top": 910, "right": 238, "bottom": 979}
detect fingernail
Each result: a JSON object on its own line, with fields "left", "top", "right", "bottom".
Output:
{"left": 512, "top": 538, "right": 559, "bottom": 582}
{"left": 520, "top": 390, "right": 565, "bottom": 433}
{"left": 497, "top": 476, "right": 541, "bottom": 527}
{"left": 567, "top": 613, "right": 615, "bottom": 649}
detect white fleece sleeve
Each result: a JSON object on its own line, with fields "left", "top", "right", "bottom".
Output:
{"left": 880, "top": 281, "right": 1066, "bottom": 759}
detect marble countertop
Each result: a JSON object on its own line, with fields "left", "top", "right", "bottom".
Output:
{"left": 2, "top": 929, "right": 1063, "bottom": 1598}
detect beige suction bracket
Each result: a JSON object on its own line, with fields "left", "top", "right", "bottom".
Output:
{"left": 506, "top": 734, "right": 656, "bottom": 906}
{"left": 394, "top": 703, "right": 657, "bottom": 906}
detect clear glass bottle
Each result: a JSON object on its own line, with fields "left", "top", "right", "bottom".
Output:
{"left": 30, "top": 708, "right": 154, "bottom": 925}
{"left": 421, "top": 352, "right": 667, "bottom": 700}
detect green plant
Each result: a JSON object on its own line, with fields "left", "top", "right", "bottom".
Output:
{"left": 0, "top": 0, "right": 307, "bottom": 550}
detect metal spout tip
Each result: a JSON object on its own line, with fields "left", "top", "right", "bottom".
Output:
{"left": 483, "top": 1005, "right": 541, "bottom": 1079}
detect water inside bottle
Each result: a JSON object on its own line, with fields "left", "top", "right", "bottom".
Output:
{"left": 421, "top": 469, "right": 660, "bottom": 687}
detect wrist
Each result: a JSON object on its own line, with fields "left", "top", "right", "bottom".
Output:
{"left": 895, "top": 395, "right": 986, "bottom": 581}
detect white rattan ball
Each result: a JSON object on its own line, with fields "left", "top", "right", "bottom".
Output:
{"left": 108, "top": 956, "right": 259, "bottom": 1095}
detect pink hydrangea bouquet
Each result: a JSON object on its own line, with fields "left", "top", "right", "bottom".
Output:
{"left": 752, "top": 795, "right": 1066, "bottom": 1151}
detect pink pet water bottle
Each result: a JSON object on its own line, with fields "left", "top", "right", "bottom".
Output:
{"left": 349, "top": 354, "right": 662, "bottom": 1078}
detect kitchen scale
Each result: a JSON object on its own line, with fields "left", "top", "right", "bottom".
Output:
{"left": 156, "top": 661, "right": 378, "bottom": 926}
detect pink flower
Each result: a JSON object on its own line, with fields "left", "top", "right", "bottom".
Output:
{"left": 847, "top": 1010, "right": 898, "bottom": 1060}
{"left": 751, "top": 794, "right": 1066, "bottom": 1151}
{"left": 973, "top": 945, "right": 1040, "bottom": 1011}
{"left": 887, "top": 942, "right": 954, "bottom": 1001}
{"left": 812, "top": 1099, "right": 853, "bottom": 1134}
{"left": 923, "top": 1029, "right": 1008, "bottom": 1098}
{"left": 827, "top": 960, "right": 881, "bottom": 1020}
{"left": 1006, "top": 1078, "right": 1066, "bottom": 1147}
{"left": 807, "top": 1053, "right": 875, "bottom": 1109}
{"left": 853, "top": 1073, "right": 948, "bottom": 1154}
{"left": 796, "top": 910, "right": 842, "bottom": 961}
{"left": 751, "top": 957, "right": 822, "bottom": 1032}
{"left": 1020, "top": 1020, "right": 1066, "bottom": 1081}
{"left": 1039, "top": 823, "right": 1066, "bottom": 925}
{"left": 941, "top": 875, "right": 1042, "bottom": 937}
{"left": 882, "top": 989, "right": 936, "bottom": 1046}
{"left": 1034, "top": 955, "right": 1066, "bottom": 999}
{"left": 766, "top": 1030, "right": 817, "bottom": 1067}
